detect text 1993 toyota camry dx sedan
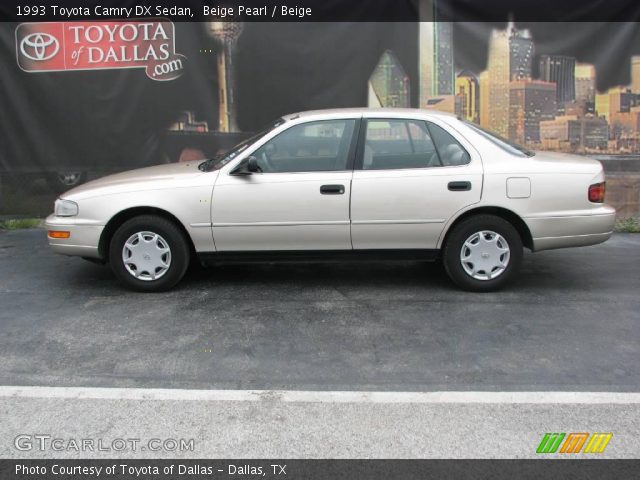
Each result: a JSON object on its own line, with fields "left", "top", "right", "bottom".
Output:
{"left": 46, "top": 108, "right": 616, "bottom": 292}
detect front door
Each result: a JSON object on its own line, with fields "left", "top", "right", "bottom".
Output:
{"left": 350, "top": 117, "right": 483, "bottom": 249}
{"left": 212, "top": 118, "right": 358, "bottom": 251}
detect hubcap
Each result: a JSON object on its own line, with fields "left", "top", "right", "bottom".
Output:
{"left": 460, "top": 230, "right": 510, "bottom": 281}
{"left": 122, "top": 231, "right": 172, "bottom": 281}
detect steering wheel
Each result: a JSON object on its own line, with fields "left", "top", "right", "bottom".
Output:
{"left": 259, "top": 149, "right": 276, "bottom": 172}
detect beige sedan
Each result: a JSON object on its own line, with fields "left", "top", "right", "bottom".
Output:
{"left": 46, "top": 108, "right": 616, "bottom": 292}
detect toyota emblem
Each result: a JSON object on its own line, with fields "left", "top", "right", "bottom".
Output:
{"left": 20, "top": 32, "right": 60, "bottom": 61}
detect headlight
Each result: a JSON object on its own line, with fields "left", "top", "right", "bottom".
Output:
{"left": 54, "top": 199, "right": 79, "bottom": 217}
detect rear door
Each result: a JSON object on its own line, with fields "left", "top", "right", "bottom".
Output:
{"left": 350, "top": 116, "right": 482, "bottom": 249}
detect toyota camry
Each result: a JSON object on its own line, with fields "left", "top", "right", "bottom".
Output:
{"left": 45, "top": 108, "right": 616, "bottom": 292}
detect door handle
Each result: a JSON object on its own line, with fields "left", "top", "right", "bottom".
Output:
{"left": 320, "top": 184, "right": 345, "bottom": 195}
{"left": 448, "top": 181, "right": 471, "bottom": 191}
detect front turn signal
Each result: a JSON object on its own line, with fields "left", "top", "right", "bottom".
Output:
{"left": 48, "top": 230, "right": 71, "bottom": 239}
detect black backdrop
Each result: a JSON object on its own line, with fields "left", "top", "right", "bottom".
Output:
{"left": 1, "top": 1, "right": 640, "bottom": 174}
{"left": 0, "top": 21, "right": 425, "bottom": 172}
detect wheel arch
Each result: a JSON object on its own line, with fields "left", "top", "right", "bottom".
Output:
{"left": 439, "top": 206, "right": 533, "bottom": 251}
{"left": 98, "top": 206, "right": 196, "bottom": 260}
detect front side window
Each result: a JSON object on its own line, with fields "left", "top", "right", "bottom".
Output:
{"left": 251, "top": 119, "right": 356, "bottom": 173}
{"left": 199, "top": 118, "right": 285, "bottom": 172}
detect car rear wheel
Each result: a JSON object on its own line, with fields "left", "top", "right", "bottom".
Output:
{"left": 109, "top": 215, "right": 190, "bottom": 292}
{"left": 442, "top": 214, "right": 522, "bottom": 292}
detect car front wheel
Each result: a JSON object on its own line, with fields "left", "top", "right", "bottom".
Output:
{"left": 442, "top": 214, "right": 523, "bottom": 292}
{"left": 109, "top": 215, "right": 190, "bottom": 292}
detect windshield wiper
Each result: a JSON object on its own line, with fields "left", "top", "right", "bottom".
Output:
{"left": 198, "top": 160, "right": 209, "bottom": 172}
{"left": 198, "top": 156, "right": 220, "bottom": 172}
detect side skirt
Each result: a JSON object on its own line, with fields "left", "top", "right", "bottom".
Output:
{"left": 197, "top": 249, "right": 440, "bottom": 266}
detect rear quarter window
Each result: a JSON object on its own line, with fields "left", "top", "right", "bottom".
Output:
{"left": 427, "top": 122, "right": 471, "bottom": 166}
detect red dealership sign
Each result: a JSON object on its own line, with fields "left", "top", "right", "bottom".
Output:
{"left": 15, "top": 20, "right": 186, "bottom": 81}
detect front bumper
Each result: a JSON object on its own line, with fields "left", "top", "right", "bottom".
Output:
{"left": 526, "top": 205, "right": 616, "bottom": 252}
{"left": 45, "top": 214, "right": 104, "bottom": 259}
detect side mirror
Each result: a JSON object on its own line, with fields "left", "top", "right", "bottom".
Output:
{"left": 230, "top": 156, "right": 260, "bottom": 176}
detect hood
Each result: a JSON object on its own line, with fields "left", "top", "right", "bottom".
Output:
{"left": 61, "top": 162, "right": 210, "bottom": 200}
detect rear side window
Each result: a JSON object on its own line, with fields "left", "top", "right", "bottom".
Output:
{"left": 362, "top": 119, "right": 440, "bottom": 170}
{"left": 426, "top": 122, "right": 471, "bottom": 166}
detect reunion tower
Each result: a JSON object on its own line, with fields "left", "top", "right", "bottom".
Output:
{"left": 206, "top": 22, "right": 244, "bottom": 132}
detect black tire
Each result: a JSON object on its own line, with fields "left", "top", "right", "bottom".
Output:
{"left": 109, "top": 215, "right": 190, "bottom": 292}
{"left": 442, "top": 214, "right": 523, "bottom": 292}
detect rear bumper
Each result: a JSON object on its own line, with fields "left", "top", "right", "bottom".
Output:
{"left": 45, "top": 214, "right": 104, "bottom": 259}
{"left": 526, "top": 205, "right": 616, "bottom": 252}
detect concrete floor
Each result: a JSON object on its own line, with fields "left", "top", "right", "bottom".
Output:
{"left": 1, "top": 388, "right": 639, "bottom": 459}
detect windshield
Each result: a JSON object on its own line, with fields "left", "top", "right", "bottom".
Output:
{"left": 199, "top": 118, "right": 286, "bottom": 172}
{"left": 462, "top": 120, "right": 535, "bottom": 157}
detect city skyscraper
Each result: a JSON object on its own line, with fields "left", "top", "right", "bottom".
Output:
{"left": 418, "top": 1, "right": 454, "bottom": 106}
{"left": 484, "top": 22, "right": 534, "bottom": 136}
{"left": 598, "top": 87, "right": 640, "bottom": 140}
{"left": 595, "top": 92, "right": 610, "bottom": 121}
{"left": 631, "top": 56, "right": 640, "bottom": 94}
{"left": 509, "top": 80, "right": 556, "bottom": 144}
{"left": 479, "top": 70, "right": 490, "bottom": 128}
{"left": 540, "top": 115, "right": 608, "bottom": 150}
{"left": 596, "top": 86, "right": 632, "bottom": 121}
{"left": 206, "top": 21, "right": 244, "bottom": 133}
{"left": 368, "top": 50, "right": 410, "bottom": 108}
{"left": 539, "top": 55, "right": 576, "bottom": 106}
{"left": 575, "top": 63, "right": 596, "bottom": 103}
{"left": 508, "top": 25, "right": 534, "bottom": 81}
{"left": 455, "top": 70, "right": 479, "bottom": 122}
{"left": 169, "top": 111, "right": 209, "bottom": 132}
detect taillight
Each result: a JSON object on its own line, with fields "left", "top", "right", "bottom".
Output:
{"left": 588, "top": 182, "right": 606, "bottom": 203}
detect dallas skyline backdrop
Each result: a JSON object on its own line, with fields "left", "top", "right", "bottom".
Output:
{"left": 452, "top": 22, "right": 640, "bottom": 91}
{"left": 180, "top": 21, "right": 640, "bottom": 134}
{"left": 177, "top": 21, "right": 640, "bottom": 153}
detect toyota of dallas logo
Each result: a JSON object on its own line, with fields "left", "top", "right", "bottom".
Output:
{"left": 15, "top": 20, "right": 186, "bottom": 81}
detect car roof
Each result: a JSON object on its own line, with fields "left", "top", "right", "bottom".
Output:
{"left": 283, "top": 107, "right": 456, "bottom": 122}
